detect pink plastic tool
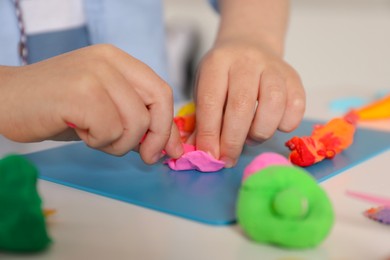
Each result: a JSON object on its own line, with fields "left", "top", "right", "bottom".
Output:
{"left": 346, "top": 190, "right": 390, "bottom": 207}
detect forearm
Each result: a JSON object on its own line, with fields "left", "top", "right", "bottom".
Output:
{"left": 0, "top": 66, "right": 15, "bottom": 85}
{"left": 215, "top": 0, "right": 289, "bottom": 56}
{"left": 0, "top": 66, "right": 17, "bottom": 138}
{"left": 0, "top": 66, "right": 17, "bottom": 110}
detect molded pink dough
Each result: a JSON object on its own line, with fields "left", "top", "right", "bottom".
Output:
{"left": 165, "top": 144, "right": 225, "bottom": 172}
{"left": 242, "top": 152, "right": 291, "bottom": 181}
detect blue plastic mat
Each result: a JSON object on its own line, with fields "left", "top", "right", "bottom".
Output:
{"left": 24, "top": 120, "right": 390, "bottom": 225}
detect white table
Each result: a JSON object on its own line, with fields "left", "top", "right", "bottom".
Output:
{"left": 1, "top": 88, "right": 390, "bottom": 260}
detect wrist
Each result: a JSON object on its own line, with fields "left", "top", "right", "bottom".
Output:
{"left": 214, "top": 33, "right": 285, "bottom": 57}
{"left": 215, "top": 0, "right": 289, "bottom": 56}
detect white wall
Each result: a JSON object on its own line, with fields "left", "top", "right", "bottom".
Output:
{"left": 164, "top": 0, "right": 390, "bottom": 93}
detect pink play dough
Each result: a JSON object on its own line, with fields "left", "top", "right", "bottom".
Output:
{"left": 165, "top": 144, "right": 225, "bottom": 172}
{"left": 242, "top": 152, "right": 291, "bottom": 181}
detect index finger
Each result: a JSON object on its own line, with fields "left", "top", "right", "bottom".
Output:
{"left": 194, "top": 59, "right": 229, "bottom": 159}
{"left": 97, "top": 45, "right": 183, "bottom": 162}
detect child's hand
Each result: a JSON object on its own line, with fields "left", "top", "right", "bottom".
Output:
{"left": 0, "top": 44, "right": 183, "bottom": 163}
{"left": 194, "top": 39, "right": 305, "bottom": 167}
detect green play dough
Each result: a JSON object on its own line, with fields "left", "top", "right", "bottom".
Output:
{"left": 0, "top": 155, "right": 51, "bottom": 252}
{"left": 273, "top": 188, "right": 309, "bottom": 219}
{"left": 237, "top": 165, "right": 334, "bottom": 248}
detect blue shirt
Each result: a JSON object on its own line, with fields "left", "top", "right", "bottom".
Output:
{"left": 0, "top": 0, "right": 169, "bottom": 83}
{"left": 0, "top": 0, "right": 219, "bottom": 100}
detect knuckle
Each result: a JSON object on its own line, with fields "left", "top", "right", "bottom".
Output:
{"left": 289, "top": 96, "right": 306, "bottom": 114}
{"left": 76, "top": 78, "right": 104, "bottom": 103}
{"left": 159, "top": 82, "right": 174, "bottom": 101}
{"left": 266, "top": 86, "right": 285, "bottom": 104}
{"left": 74, "top": 73, "right": 100, "bottom": 96}
{"left": 86, "top": 57, "right": 111, "bottom": 74}
{"left": 88, "top": 44, "right": 122, "bottom": 61}
{"left": 71, "top": 62, "right": 110, "bottom": 94}
{"left": 149, "top": 81, "right": 173, "bottom": 103}
{"left": 204, "top": 49, "right": 222, "bottom": 62}
{"left": 240, "top": 48, "right": 262, "bottom": 63}
{"left": 197, "top": 128, "right": 219, "bottom": 139}
{"left": 197, "top": 92, "right": 219, "bottom": 111}
{"left": 110, "top": 125, "right": 124, "bottom": 141}
{"left": 201, "top": 48, "right": 228, "bottom": 66}
{"left": 90, "top": 127, "right": 122, "bottom": 149}
{"left": 230, "top": 93, "right": 254, "bottom": 113}
{"left": 223, "top": 138, "right": 243, "bottom": 153}
{"left": 85, "top": 136, "right": 105, "bottom": 149}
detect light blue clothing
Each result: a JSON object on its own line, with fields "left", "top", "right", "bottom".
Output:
{"left": 0, "top": 0, "right": 20, "bottom": 66}
{"left": 84, "top": 0, "right": 169, "bottom": 84}
{"left": 27, "top": 26, "right": 90, "bottom": 64}
{"left": 0, "top": 0, "right": 219, "bottom": 100}
{"left": 0, "top": 0, "right": 169, "bottom": 85}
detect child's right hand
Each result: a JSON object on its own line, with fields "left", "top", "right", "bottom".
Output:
{"left": 0, "top": 44, "right": 183, "bottom": 164}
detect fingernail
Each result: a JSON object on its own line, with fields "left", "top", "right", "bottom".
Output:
{"left": 245, "top": 139, "right": 264, "bottom": 146}
{"left": 245, "top": 139, "right": 257, "bottom": 146}
{"left": 220, "top": 156, "right": 235, "bottom": 168}
{"left": 152, "top": 152, "right": 164, "bottom": 163}
{"left": 176, "top": 144, "right": 184, "bottom": 157}
{"left": 205, "top": 149, "right": 218, "bottom": 159}
{"left": 245, "top": 137, "right": 264, "bottom": 146}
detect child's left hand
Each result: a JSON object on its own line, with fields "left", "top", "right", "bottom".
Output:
{"left": 193, "top": 38, "right": 306, "bottom": 167}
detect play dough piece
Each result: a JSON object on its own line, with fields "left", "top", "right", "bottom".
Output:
{"left": 351, "top": 94, "right": 390, "bottom": 120}
{"left": 237, "top": 165, "right": 334, "bottom": 248}
{"left": 165, "top": 144, "right": 225, "bottom": 172}
{"left": 346, "top": 190, "right": 390, "bottom": 207}
{"left": 176, "top": 102, "right": 196, "bottom": 117}
{"left": 285, "top": 117, "right": 356, "bottom": 167}
{"left": 165, "top": 151, "right": 225, "bottom": 172}
{"left": 273, "top": 188, "right": 309, "bottom": 219}
{"left": 0, "top": 155, "right": 51, "bottom": 252}
{"left": 242, "top": 152, "right": 290, "bottom": 182}
{"left": 174, "top": 114, "right": 196, "bottom": 133}
{"left": 364, "top": 206, "right": 390, "bottom": 225}
{"left": 174, "top": 102, "right": 197, "bottom": 142}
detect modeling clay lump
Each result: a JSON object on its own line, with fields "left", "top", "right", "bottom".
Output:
{"left": 174, "top": 102, "right": 196, "bottom": 142}
{"left": 346, "top": 190, "right": 390, "bottom": 225}
{"left": 236, "top": 152, "right": 334, "bottom": 248}
{"left": 0, "top": 155, "right": 51, "bottom": 252}
{"left": 165, "top": 102, "right": 225, "bottom": 172}
{"left": 296, "top": 93, "right": 390, "bottom": 167}
{"left": 348, "top": 94, "right": 390, "bottom": 121}
{"left": 285, "top": 116, "right": 356, "bottom": 167}
{"left": 165, "top": 144, "right": 225, "bottom": 172}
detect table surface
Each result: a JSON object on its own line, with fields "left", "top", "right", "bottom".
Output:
{"left": 1, "top": 88, "right": 390, "bottom": 260}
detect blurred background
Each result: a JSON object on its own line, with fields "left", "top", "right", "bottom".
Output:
{"left": 164, "top": 0, "right": 390, "bottom": 117}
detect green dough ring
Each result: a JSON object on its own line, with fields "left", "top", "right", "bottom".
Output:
{"left": 237, "top": 165, "right": 334, "bottom": 248}
{"left": 0, "top": 155, "right": 51, "bottom": 252}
